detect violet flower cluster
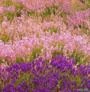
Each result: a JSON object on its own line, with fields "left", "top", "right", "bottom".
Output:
{"left": 0, "top": 55, "right": 89, "bottom": 92}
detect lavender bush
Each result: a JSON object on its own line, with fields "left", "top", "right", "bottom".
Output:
{"left": 0, "top": 0, "right": 90, "bottom": 92}
{"left": 0, "top": 55, "right": 89, "bottom": 92}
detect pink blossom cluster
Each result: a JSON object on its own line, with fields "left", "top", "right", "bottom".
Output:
{"left": 0, "top": 6, "right": 15, "bottom": 14}
{"left": 0, "top": 0, "right": 90, "bottom": 65}
{"left": 0, "top": 6, "right": 5, "bottom": 14}
{"left": 0, "top": 15, "right": 66, "bottom": 41}
{"left": 0, "top": 28, "right": 89, "bottom": 63}
{"left": 68, "top": 8, "right": 90, "bottom": 26}
{"left": 0, "top": 36, "right": 41, "bottom": 63}
{"left": 16, "top": 0, "right": 72, "bottom": 13}
{"left": 0, "top": 0, "right": 72, "bottom": 12}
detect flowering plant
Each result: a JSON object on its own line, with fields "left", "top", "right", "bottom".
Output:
{"left": 0, "top": 55, "right": 89, "bottom": 92}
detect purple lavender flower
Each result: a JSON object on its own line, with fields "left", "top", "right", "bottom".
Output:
{"left": 16, "top": 81, "right": 30, "bottom": 92}
{"left": 0, "top": 55, "right": 89, "bottom": 91}
{"left": 51, "top": 55, "right": 73, "bottom": 71}
{"left": 33, "top": 88, "right": 50, "bottom": 92}
{"left": 78, "top": 65, "right": 90, "bottom": 76}
{"left": 3, "top": 84, "right": 15, "bottom": 92}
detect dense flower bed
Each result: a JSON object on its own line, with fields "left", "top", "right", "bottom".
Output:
{"left": 0, "top": 55, "right": 90, "bottom": 92}
{"left": 0, "top": 0, "right": 90, "bottom": 92}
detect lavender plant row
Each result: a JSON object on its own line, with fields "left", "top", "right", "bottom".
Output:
{"left": 0, "top": 55, "right": 90, "bottom": 92}
{"left": 0, "top": 0, "right": 90, "bottom": 65}
{"left": 0, "top": 0, "right": 90, "bottom": 92}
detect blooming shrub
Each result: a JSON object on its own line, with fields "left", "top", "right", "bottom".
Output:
{"left": 0, "top": 0, "right": 90, "bottom": 92}
{"left": 0, "top": 55, "right": 90, "bottom": 92}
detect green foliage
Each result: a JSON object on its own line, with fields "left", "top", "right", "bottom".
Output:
{"left": 59, "top": 12, "right": 68, "bottom": 24}
{"left": 79, "top": 25, "right": 90, "bottom": 36}
{"left": 82, "top": 29, "right": 90, "bottom": 36}
{"left": 15, "top": 72, "right": 31, "bottom": 86}
{"left": 0, "top": 16, "right": 3, "bottom": 23}
{"left": 0, "top": 58, "right": 4, "bottom": 64}
{"left": 27, "top": 11, "right": 37, "bottom": 17}
{"left": 70, "top": 75, "right": 82, "bottom": 87}
{"left": 16, "top": 57, "right": 24, "bottom": 63}
{"left": 15, "top": 3, "right": 23, "bottom": 10}
{"left": 28, "top": 47, "right": 42, "bottom": 61}
{"left": 15, "top": 3, "right": 24, "bottom": 17}
{"left": 85, "top": 0, "right": 90, "bottom": 7}
{"left": 46, "top": 27, "right": 58, "bottom": 34}
{"left": 2, "top": 0, "right": 13, "bottom": 7}
{"left": 75, "top": 76, "right": 81, "bottom": 86}
{"left": 52, "top": 50, "right": 63, "bottom": 58}
{"left": 5, "top": 12, "right": 15, "bottom": 21}
{"left": 2, "top": 0, "right": 24, "bottom": 19}
{"left": 60, "top": 12, "right": 67, "bottom": 18}
{"left": 4, "top": 3, "right": 24, "bottom": 20}
{"left": 70, "top": 50, "right": 88, "bottom": 65}
{"left": 16, "top": 47, "right": 42, "bottom": 63}
{"left": 52, "top": 44, "right": 64, "bottom": 58}
{"left": 57, "top": 72, "right": 81, "bottom": 88}
{"left": 41, "top": 5, "right": 58, "bottom": 18}
{"left": 0, "top": 34, "right": 10, "bottom": 42}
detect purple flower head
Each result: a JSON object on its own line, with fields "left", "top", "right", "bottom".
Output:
{"left": 20, "top": 63, "right": 29, "bottom": 72}
{"left": 16, "top": 81, "right": 30, "bottom": 92}
{"left": 51, "top": 55, "right": 73, "bottom": 71}
{"left": 33, "top": 88, "right": 50, "bottom": 92}
{"left": 31, "top": 58, "right": 47, "bottom": 75}
{"left": 51, "top": 55, "right": 67, "bottom": 66}
{"left": 78, "top": 65, "right": 90, "bottom": 76}
{"left": 3, "top": 84, "right": 15, "bottom": 92}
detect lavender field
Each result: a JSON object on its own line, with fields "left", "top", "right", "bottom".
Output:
{"left": 0, "top": 0, "right": 90, "bottom": 92}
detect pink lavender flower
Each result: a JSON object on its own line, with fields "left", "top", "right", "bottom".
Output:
{"left": 68, "top": 8, "right": 90, "bottom": 26}
{"left": 0, "top": 6, "right": 5, "bottom": 14}
{"left": 5, "top": 6, "right": 16, "bottom": 12}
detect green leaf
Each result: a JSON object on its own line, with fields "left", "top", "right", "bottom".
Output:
{"left": 16, "top": 57, "right": 24, "bottom": 63}
{"left": 85, "top": 0, "right": 90, "bottom": 7}
{"left": 70, "top": 50, "right": 88, "bottom": 65}
{"left": 28, "top": 47, "right": 42, "bottom": 61}
{"left": 5, "top": 12, "right": 15, "bottom": 21}
{"left": 75, "top": 76, "right": 81, "bottom": 86}
{"left": 2, "top": 0, "right": 13, "bottom": 6}
{"left": 15, "top": 72, "right": 33, "bottom": 86}
{"left": 52, "top": 44, "right": 64, "bottom": 58}
{"left": 41, "top": 5, "right": 58, "bottom": 18}
{"left": 46, "top": 27, "right": 58, "bottom": 34}
{"left": 0, "top": 34, "right": 10, "bottom": 42}
{"left": 28, "top": 11, "right": 37, "bottom": 17}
